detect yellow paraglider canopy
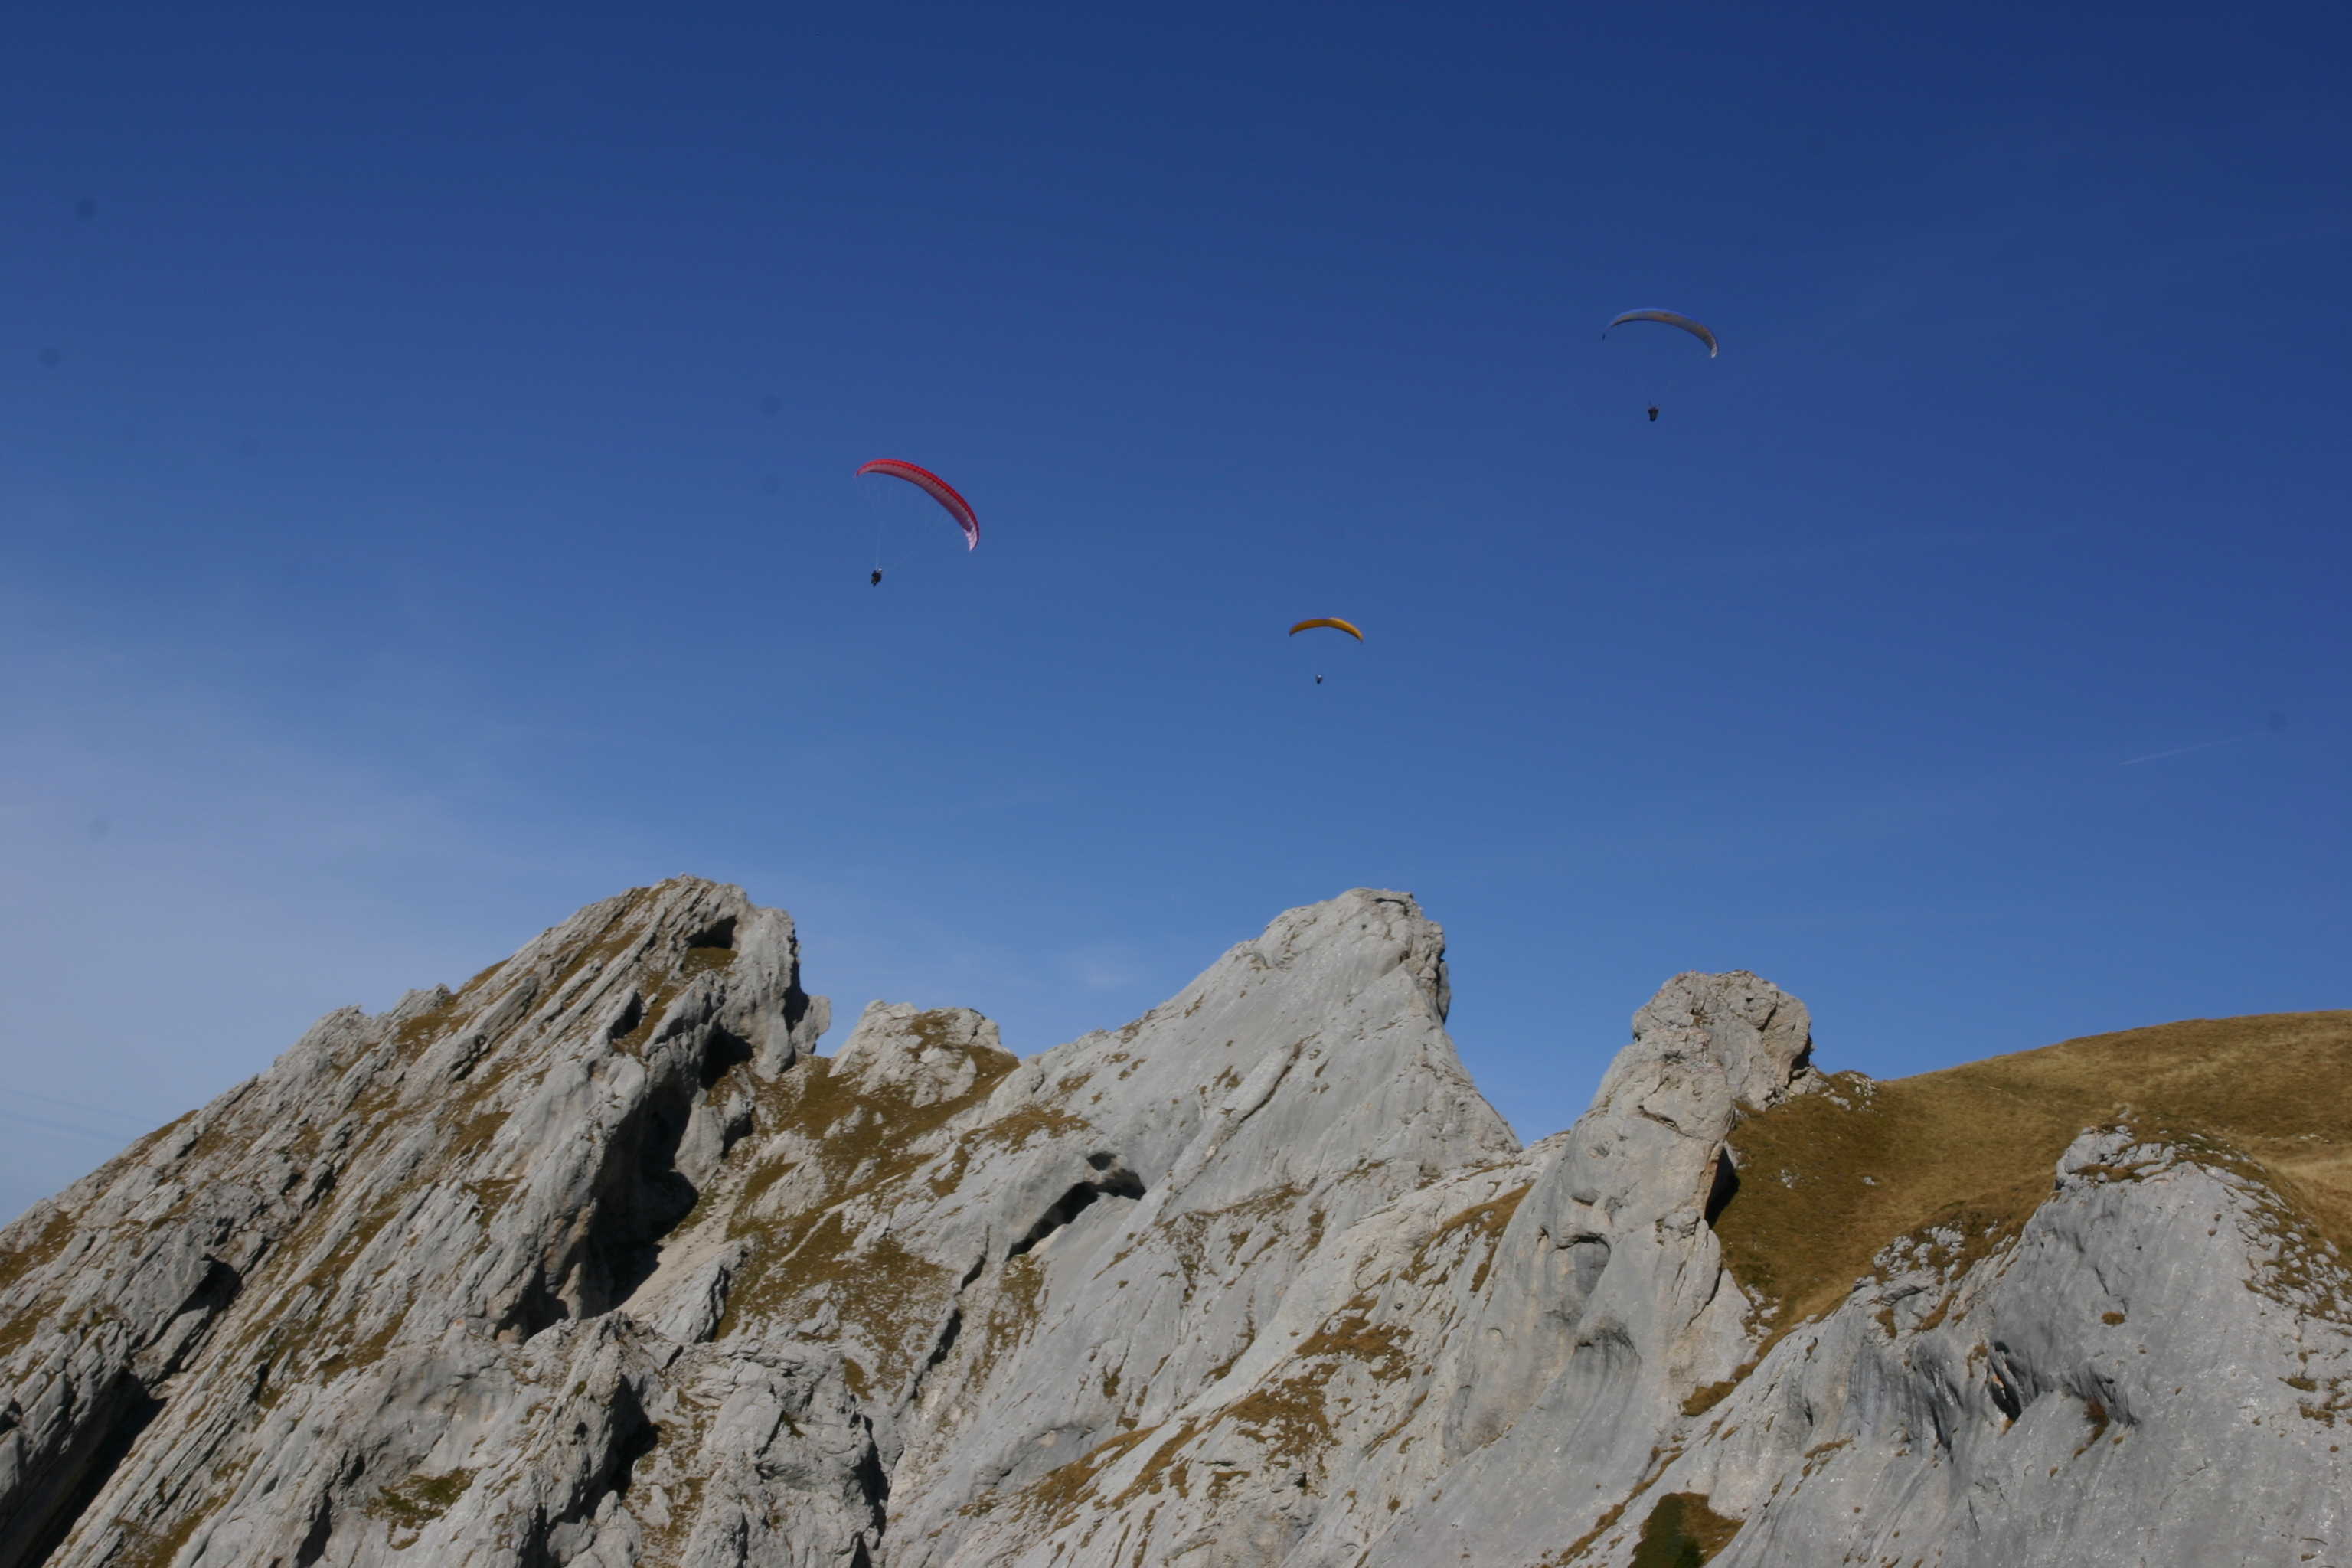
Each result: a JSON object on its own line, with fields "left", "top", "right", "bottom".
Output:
{"left": 1288, "top": 618, "right": 1364, "bottom": 641}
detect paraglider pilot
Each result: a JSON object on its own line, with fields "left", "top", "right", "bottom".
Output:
{"left": 871, "top": 569, "right": 884, "bottom": 586}
{"left": 1647, "top": 406, "right": 1659, "bottom": 423}
{"left": 1289, "top": 618, "right": 1363, "bottom": 685}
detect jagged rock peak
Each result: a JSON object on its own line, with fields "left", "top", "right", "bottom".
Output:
{"left": 1234, "top": 885, "right": 1453, "bottom": 1021}
{"left": 1600, "top": 967, "right": 1817, "bottom": 1122}
{"left": 4, "top": 880, "right": 2347, "bottom": 1568}
{"left": 833, "top": 1004, "right": 1015, "bottom": 1107}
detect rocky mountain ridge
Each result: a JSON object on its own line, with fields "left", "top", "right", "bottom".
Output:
{"left": 2, "top": 877, "right": 2346, "bottom": 1566}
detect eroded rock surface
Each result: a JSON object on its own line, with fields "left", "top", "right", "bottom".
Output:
{"left": 2, "top": 878, "right": 2345, "bottom": 1567}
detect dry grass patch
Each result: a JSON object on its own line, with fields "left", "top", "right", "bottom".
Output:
{"left": 731, "top": 1044, "right": 1021, "bottom": 1219}
{"left": 1403, "top": 1184, "right": 1530, "bottom": 1292}
{"left": 715, "top": 1036, "right": 1035, "bottom": 1383}
{"left": 1016, "top": 1423, "right": 1164, "bottom": 1527}
{"left": 0, "top": 1291, "right": 61, "bottom": 1361}
{"left": 1292, "top": 1294, "right": 1414, "bottom": 1384}
{"left": 1102, "top": 1417, "right": 1204, "bottom": 1509}
{"left": 1713, "top": 1011, "right": 2352, "bottom": 1342}
{"left": 718, "top": 1207, "right": 954, "bottom": 1387}
{"left": 1630, "top": 1491, "right": 1741, "bottom": 1566}
{"left": 678, "top": 944, "right": 737, "bottom": 980}
{"left": 1680, "top": 1360, "right": 1756, "bottom": 1419}
{"left": 463, "top": 1178, "right": 520, "bottom": 1223}
{"left": 390, "top": 991, "right": 460, "bottom": 1054}
{"left": 115, "top": 1509, "right": 211, "bottom": 1568}
{"left": 366, "top": 1468, "right": 475, "bottom": 1537}
{"left": 0, "top": 1208, "right": 77, "bottom": 1302}
{"left": 972, "top": 1104, "right": 1089, "bottom": 1156}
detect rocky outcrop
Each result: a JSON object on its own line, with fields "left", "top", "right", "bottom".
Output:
{"left": 1652, "top": 1123, "right": 2352, "bottom": 1567}
{"left": 2, "top": 877, "right": 2345, "bottom": 1566}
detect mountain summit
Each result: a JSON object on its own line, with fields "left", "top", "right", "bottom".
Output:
{"left": 3, "top": 878, "right": 2347, "bottom": 1566}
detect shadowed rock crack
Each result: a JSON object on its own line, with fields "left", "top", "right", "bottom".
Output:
{"left": 1704, "top": 1148, "right": 1739, "bottom": 1228}
{"left": 0, "top": 1374, "right": 163, "bottom": 1568}
{"left": 1007, "top": 1166, "right": 1147, "bottom": 1260}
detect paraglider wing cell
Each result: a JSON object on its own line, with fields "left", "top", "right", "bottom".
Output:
{"left": 1288, "top": 618, "right": 1364, "bottom": 642}
{"left": 856, "top": 459, "right": 980, "bottom": 549}
{"left": 1605, "top": 309, "right": 1720, "bottom": 358}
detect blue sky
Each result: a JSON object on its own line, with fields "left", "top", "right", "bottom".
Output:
{"left": 5, "top": 0, "right": 2347, "bottom": 1220}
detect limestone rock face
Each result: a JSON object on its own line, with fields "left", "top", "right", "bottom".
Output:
{"left": 2, "top": 878, "right": 2346, "bottom": 1568}
{"left": 1656, "top": 1124, "right": 2352, "bottom": 1568}
{"left": 832, "top": 1004, "right": 1014, "bottom": 1109}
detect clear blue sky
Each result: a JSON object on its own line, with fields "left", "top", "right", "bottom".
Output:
{"left": 5, "top": 0, "right": 2347, "bottom": 1220}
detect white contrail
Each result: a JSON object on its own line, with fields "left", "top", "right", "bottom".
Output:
{"left": 2120, "top": 732, "right": 2262, "bottom": 766}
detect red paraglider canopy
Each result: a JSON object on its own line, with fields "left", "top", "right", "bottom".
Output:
{"left": 857, "top": 459, "right": 979, "bottom": 550}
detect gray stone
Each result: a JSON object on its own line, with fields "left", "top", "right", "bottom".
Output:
{"left": 832, "top": 1004, "right": 1014, "bottom": 1109}
{"left": 2, "top": 878, "right": 2343, "bottom": 1567}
